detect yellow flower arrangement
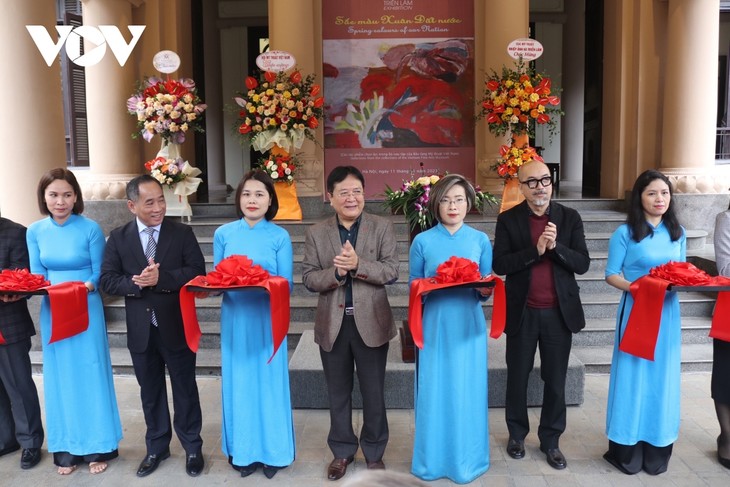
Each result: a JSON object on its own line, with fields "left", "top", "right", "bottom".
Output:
{"left": 493, "top": 144, "right": 544, "bottom": 179}
{"left": 477, "top": 59, "right": 561, "bottom": 138}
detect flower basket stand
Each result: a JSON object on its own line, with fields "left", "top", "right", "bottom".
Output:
{"left": 163, "top": 185, "right": 193, "bottom": 221}
{"left": 500, "top": 178, "right": 525, "bottom": 213}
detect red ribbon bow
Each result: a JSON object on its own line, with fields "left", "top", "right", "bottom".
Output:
{"left": 0, "top": 269, "right": 88, "bottom": 344}
{"left": 621, "top": 261, "right": 730, "bottom": 360}
{"left": 408, "top": 257, "right": 506, "bottom": 349}
{"left": 179, "top": 255, "right": 290, "bottom": 363}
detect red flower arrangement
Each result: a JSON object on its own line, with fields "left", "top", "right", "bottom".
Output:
{"left": 493, "top": 143, "right": 544, "bottom": 179}
{"left": 257, "top": 152, "right": 298, "bottom": 184}
{"left": 127, "top": 77, "right": 207, "bottom": 144}
{"left": 234, "top": 70, "right": 324, "bottom": 153}
{"left": 477, "top": 59, "right": 561, "bottom": 138}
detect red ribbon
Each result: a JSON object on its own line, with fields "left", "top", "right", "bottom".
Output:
{"left": 0, "top": 269, "right": 88, "bottom": 343}
{"left": 0, "top": 268, "right": 49, "bottom": 290}
{"left": 45, "top": 282, "right": 90, "bottom": 344}
{"left": 179, "top": 255, "right": 290, "bottom": 363}
{"left": 408, "top": 257, "right": 505, "bottom": 349}
{"left": 621, "top": 261, "right": 730, "bottom": 359}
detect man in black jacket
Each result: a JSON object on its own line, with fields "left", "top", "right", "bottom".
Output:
{"left": 100, "top": 176, "right": 206, "bottom": 478}
{"left": 0, "top": 217, "right": 43, "bottom": 469}
{"left": 492, "top": 160, "right": 590, "bottom": 470}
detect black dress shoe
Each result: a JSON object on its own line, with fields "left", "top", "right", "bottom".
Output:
{"left": 20, "top": 448, "right": 41, "bottom": 469}
{"left": 506, "top": 438, "right": 525, "bottom": 459}
{"left": 262, "top": 465, "right": 280, "bottom": 479}
{"left": 545, "top": 448, "right": 567, "bottom": 470}
{"left": 136, "top": 449, "right": 170, "bottom": 477}
{"left": 0, "top": 443, "right": 20, "bottom": 457}
{"left": 327, "top": 457, "right": 354, "bottom": 481}
{"left": 239, "top": 462, "right": 259, "bottom": 477}
{"left": 186, "top": 451, "right": 204, "bottom": 477}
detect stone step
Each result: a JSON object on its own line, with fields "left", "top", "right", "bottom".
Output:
{"left": 288, "top": 331, "right": 584, "bottom": 409}
{"left": 571, "top": 342, "right": 714, "bottom": 374}
{"left": 96, "top": 314, "right": 717, "bottom": 354}
{"left": 184, "top": 210, "right": 632, "bottom": 239}
{"left": 572, "top": 316, "right": 716, "bottom": 347}
{"left": 189, "top": 197, "right": 628, "bottom": 219}
{"left": 101, "top": 291, "right": 717, "bottom": 324}
{"left": 27, "top": 330, "right": 584, "bottom": 409}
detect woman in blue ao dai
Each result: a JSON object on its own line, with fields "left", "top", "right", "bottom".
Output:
{"left": 26, "top": 169, "right": 122, "bottom": 476}
{"left": 408, "top": 174, "right": 493, "bottom": 484}
{"left": 212, "top": 171, "right": 294, "bottom": 479}
{"left": 603, "top": 170, "right": 686, "bottom": 475}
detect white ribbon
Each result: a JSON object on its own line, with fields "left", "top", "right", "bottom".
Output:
{"left": 251, "top": 128, "right": 306, "bottom": 153}
{"left": 173, "top": 161, "right": 203, "bottom": 197}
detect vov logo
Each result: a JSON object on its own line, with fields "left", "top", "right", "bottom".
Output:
{"left": 26, "top": 25, "right": 145, "bottom": 67}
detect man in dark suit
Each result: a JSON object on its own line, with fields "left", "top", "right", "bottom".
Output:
{"left": 100, "top": 175, "right": 205, "bottom": 478}
{"left": 302, "top": 166, "right": 398, "bottom": 481}
{"left": 492, "top": 160, "right": 590, "bottom": 470}
{"left": 0, "top": 217, "right": 44, "bottom": 470}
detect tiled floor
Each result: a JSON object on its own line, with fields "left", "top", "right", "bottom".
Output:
{"left": 1, "top": 373, "right": 729, "bottom": 486}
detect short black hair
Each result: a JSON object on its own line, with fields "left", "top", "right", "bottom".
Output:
{"left": 234, "top": 170, "right": 279, "bottom": 220}
{"left": 37, "top": 168, "right": 84, "bottom": 215}
{"left": 427, "top": 174, "right": 476, "bottom": 222}
{"left": 126, "top": 174, "right": 162, "bottom": 202}
{"left": 326, "top": 166, "right": 365, "bottom": 195}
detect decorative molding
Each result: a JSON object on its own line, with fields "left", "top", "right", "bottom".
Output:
{"left": 661, "top": 167, "right": 730, "bottom": 194}
{"left": 76, "top": 174, "right": 139, "bottom": 201}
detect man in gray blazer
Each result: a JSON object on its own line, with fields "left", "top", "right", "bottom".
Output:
{"left": 302, "top": 166, "right": 398, "bottom": 481}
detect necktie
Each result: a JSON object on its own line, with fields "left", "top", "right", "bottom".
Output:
{"left": 144, "top": 228, "right": 158, "bottom": 327}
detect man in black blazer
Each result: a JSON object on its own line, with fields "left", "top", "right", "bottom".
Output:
{"left": 0, "top": 217, "right": 44, "bottom": 470}
{"left": 100, "top": 175, "right": 205, "bottom": 477}
{"left": 492, "top": 161, "right": 590, "bottom": 470}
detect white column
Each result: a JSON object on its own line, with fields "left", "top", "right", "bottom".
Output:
{"left": 269, "top": 0, "right": 322, "bottom": 195}
{"left": 79, "top": 0, "right": 140, "bottom": 200}
{"left": 202, "top": 0, "right": 226, "bottom": 198}
{"left": 560, "top": 0, "right": 585, "bottom": 182}
{"left": 661, "top": 0, "right": 729, "bottom": 193}
{"left": 0, "top": 0, "right": 65, "bottom": 225}
{"left": 476, "top": 0, "right": 529, "bottom": 195}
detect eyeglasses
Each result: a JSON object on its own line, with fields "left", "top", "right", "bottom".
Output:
{"left": 334, "top": 189, "right": 364, "bottom": 200}
{"left": 519, "top": 176, "right": 553, "bottom": 189}
{"left": 439, "top": 197, "right": 467, "bottom": 206}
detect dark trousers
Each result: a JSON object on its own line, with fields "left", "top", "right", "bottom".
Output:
{"left": 505, "top": 306, "right": 572, "bottom": 450}
{"left": 130, "top": 325, "right": 203, "bottom": 455}
{"left": 604, "top": 440, "right": 673, "bottom": 475}
{"left": 0, "top": 338, "right": 43, "bottom": 450}
{"left": 319, "top": 315, "right": 389, "bottom": 461}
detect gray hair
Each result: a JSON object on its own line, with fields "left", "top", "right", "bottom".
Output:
{"left": 126, "top": 174, "right": 162, "bottom": 202}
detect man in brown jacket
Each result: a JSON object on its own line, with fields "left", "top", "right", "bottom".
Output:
{"left": 302, "top": 166, "right": 398, "bottom": 481}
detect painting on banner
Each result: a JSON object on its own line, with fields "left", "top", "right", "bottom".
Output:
{"left": 322, "top": 0, "right": 475, "bottom": 199}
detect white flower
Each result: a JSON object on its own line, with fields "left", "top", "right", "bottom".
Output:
{"left": 180, "top": 123, "right": 189, "bottom": 132}
{"left": 284, "top": 168, "right": 291, "bottom": 175}
{"left": 271, "top": 172, "right": 278, "bottom": 179}
{"left": 270, "top": 164, "right": 278, "bottom": 171}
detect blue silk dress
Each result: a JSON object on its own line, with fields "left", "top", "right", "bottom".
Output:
{"left": 605, "top": 222, "right": 686, "bottom": 447}
{"left": 213, "top": 218, "right": 295, "bottom": 468}
{"left": 408, "top": 223, "right": 492, "bottom": 483}
{"left": 26, "top": 214, "right": 122, "bottom": 456}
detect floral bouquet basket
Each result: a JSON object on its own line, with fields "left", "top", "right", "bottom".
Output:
{"left": 233, "top": 69, "right": 324, "bottom": 221}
